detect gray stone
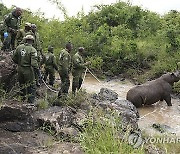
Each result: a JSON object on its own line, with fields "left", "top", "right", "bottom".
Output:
{"left": 0, "top": 143, "right": 29, "bottom": 154}
{"left": 0, "top": 51, "right": 17, "bottom": 91}
{"left": 34, "top": 106, "right": 76, "bottom": 133}
{"left": 97, "top": 88, "right": 118, "bottom": 102}
{"left": 0, "top": 102, "right": 37, "bottom": 132}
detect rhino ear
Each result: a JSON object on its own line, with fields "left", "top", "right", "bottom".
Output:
{"left": 173, "top": 71, "right": 180, "bottom": 77}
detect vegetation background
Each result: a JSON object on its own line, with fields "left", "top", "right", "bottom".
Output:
{"left": 1, "top": 1, "right": 180, "bottom": 82}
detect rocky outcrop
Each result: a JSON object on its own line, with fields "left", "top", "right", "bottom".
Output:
{"left": 90, "top": 88, "right": 139, "bottom": 132}
{"left": 0, "top": 102, "right": 84, "bottom": 153}
{"left": 0, "top": 51, "right": 17, "bottom": 91}
{"left": 0, "top": 101, "right": 37, "bottom": 132}
{"left": 0, "top": 88, "right": 140, "bottom": 153}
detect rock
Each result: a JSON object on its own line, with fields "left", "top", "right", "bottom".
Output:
{"left": 152, "top": 123, "right": 176, "bottom": 134}
{"left": 109, "top": 100, "right": 139, "bottom": 131}
{"left": 0, "top": 102, "right": 37, "bottom": 132}
{"left": 0, "top": 51, "right": 17, "bottom": 91}
{"left": 178, "top": 105, "right": 180, "bottom": 111}
{"left": 34, "top": 106, "right": 76, "bottom": 133}
{"left": 56, "top": 127, "right": 79, "bottom": 142}
{"left": 144, "top": 144, "right": 164, "bottom": 154}
{"left": 0, "top": 143, "right": 28, "bottom": 154}
{"left": 97, "top": 88, "right": 118, "bottom": 102}
{"left": 47, "top": 142, "right": 84, "bottom": 154}
{"left": 0, "top": 128, "right": 57, "bottom": 154}
{"left": 91, "top": 88, "right": 139, "bottom": 132}
{"left": 114, "top": 99, "right": 139, "bottom": 118}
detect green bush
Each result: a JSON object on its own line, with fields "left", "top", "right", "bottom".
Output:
{"left": 80, "top": 111, "right": 145, "bottom": 154}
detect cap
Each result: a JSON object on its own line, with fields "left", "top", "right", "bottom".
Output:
{"left": 78, "top": 47, "right": 85, "bottom": 52}
{"left": 24, "top": 35, "right": 34, "bottom": 41}
{"left": 25, "top": 22, "right": 31, "bottom": 27}
{"left": 48, "top": 45, "right": 54, "bottom": 51}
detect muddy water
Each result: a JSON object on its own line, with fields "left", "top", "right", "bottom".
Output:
{"left": 82, "top": 73, "right": 180, "bottom": 136}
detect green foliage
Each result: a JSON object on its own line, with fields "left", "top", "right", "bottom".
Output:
{"left": 87, "top": 56, "right": 103, "bottom": 73}
{"left": 80, "top": 110, "right": 145, "bottom": 154}
{"left": 1, "top": 1, "right": 180, "bottom": 80}
{"left": 39, "top": 122, "right": 56, "bottom": 136}
{"left": 54, "top": 89, "right": 88, "bottom": 109}
{"left": 37, "top": 98, "right": 49, "bottom": 110}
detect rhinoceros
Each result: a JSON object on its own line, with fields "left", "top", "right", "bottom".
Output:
{"left": 126, "top": 72, "right": 180, "bottom": 108}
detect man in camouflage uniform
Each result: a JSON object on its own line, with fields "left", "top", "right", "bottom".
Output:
{"left": 43, "top": 45, "right": 58, "bottom": 86}
{"left": 31, "top": 24, "right": 42, "bottom": 56}
{"left": 16, "top": 22, "right": 32, "bottom": 46}
{"left": 58, "top": 42, "right": 73, "bottom": 97}
{"left": 0, "top": 21, "right": 4, "bottom": 44}
{"left": 31, "top": 23, "right": 43, "bottom": 86}
{"left": 12, "top": 35, "right": 39, "bottom": 104}
{"left": 2, "top": 7, "right": 22, "bottom": 51}
{"left": 72, "top": 47, "right": 90, "bottom": 93}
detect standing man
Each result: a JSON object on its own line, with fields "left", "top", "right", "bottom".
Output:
{"left": 12, "top": 35, "right": 39, "bottom": 104}
{"left": 2, "top": 7, "right": 22, "bottom": 51}
{"left": 31, "top": 23, "right": 43, "bottom": 86}
{"left": 72, "top": 47, "right": 90, "bottom": 93}
{"left": 43, "top": 45, "right": 58, "bottom": 86}
{"left": 0, "top": 21, "right": 4, "bottom": 44}
{"left": 16, "top": 22, "right": 32, "bottom": 46}
{"left": 58, "top": 42, "right": 73, "bottom": 97}
{"left": 31, "top": 23, "right": 42, "bottom": 56}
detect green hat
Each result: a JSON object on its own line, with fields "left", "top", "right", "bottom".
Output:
{"left": 24, "top": 35, "right": 34, "bottom": 41}
{"left": 48, "top": 45, "right": 54, "bottom": 52}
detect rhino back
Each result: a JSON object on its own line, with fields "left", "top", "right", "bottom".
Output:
{"left": 127, "top": 79, "right": 172, "bottom": 106}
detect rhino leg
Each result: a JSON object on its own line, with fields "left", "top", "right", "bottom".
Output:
{"left": 164, "top": 94, "right": 172, "bottom": 106}
{"left": 130, "top": 96, "right": 143, "bottom": 108}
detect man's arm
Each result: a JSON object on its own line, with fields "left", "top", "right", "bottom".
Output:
{"left": 12, "top": 48, "right": 19, "bottom": 64}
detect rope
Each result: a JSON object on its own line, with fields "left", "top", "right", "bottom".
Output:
{"left": 41, "top": 79, "right": 59, "bottom": 93}
{"left": 138, "top": 108, "right": 158, "bottom": 120}
{"left": 42, "top": 67, "right": 100, "bottom": 93}
{"left": 87, "top": 67, "right": 101, "bottom": 83}
{"left": 82, "top": 67, "right": 88, "bottom": 85}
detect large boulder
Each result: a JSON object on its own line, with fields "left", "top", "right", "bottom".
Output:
{"left": 94, "top": 88, "right": 118, "bottom": 102}
{"left": 0, "top": 51, "right": 17, "bottom": 91}
{"left": 0, "top": 101, "right": 37, "bottom": 132}
{"left": 34, "top": 106, "right": 76, "bottom": 132}
{"left": 91, "top": 88, "right": 139, "bottom": 131}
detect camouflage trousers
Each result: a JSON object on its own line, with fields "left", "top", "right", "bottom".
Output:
{"left": 72, "top": 71, "right": 83, "bottom": 93}
{"left": 43, "top": 67, "right": 55, "bottom": 86}
{"left": 17, "top": 66, "right": 36, "bottom": 103}
{"left": 58, "top": 69, "right": 70, "bottom": 97}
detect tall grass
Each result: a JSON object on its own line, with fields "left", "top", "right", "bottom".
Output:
{"left": 80, "top": 111, "right": 145, "bottom": 154}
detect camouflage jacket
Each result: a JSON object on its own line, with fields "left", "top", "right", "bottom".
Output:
{"left": 58, "top": 49, "right": 71, "bottom": 73}
{"left": 16, "top": 29, "right": 33, "bottom": 45}
{"left": 72, "top": 52, "right": 86, "bottom": 72}
{"left": 4, "top": 12, "right": 21, "bottom": 32}
{"left": 44, "top": 52, "right": 58, "bottom": 70}
{"left": 12, "top": 43, "right": 38, "bottom": 68}
{"left": 32, "top": 32, "right": 42, "bottom": 52}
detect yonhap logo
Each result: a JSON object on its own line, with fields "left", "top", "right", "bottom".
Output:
{"left": 144, "top": 136, "right": 180, "bottom": 144}
{"left": 128, "top": 131, "right": 144, "bottom": 148}
{"left": 128, "top": 133, "right": 180, "bottom": 148}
